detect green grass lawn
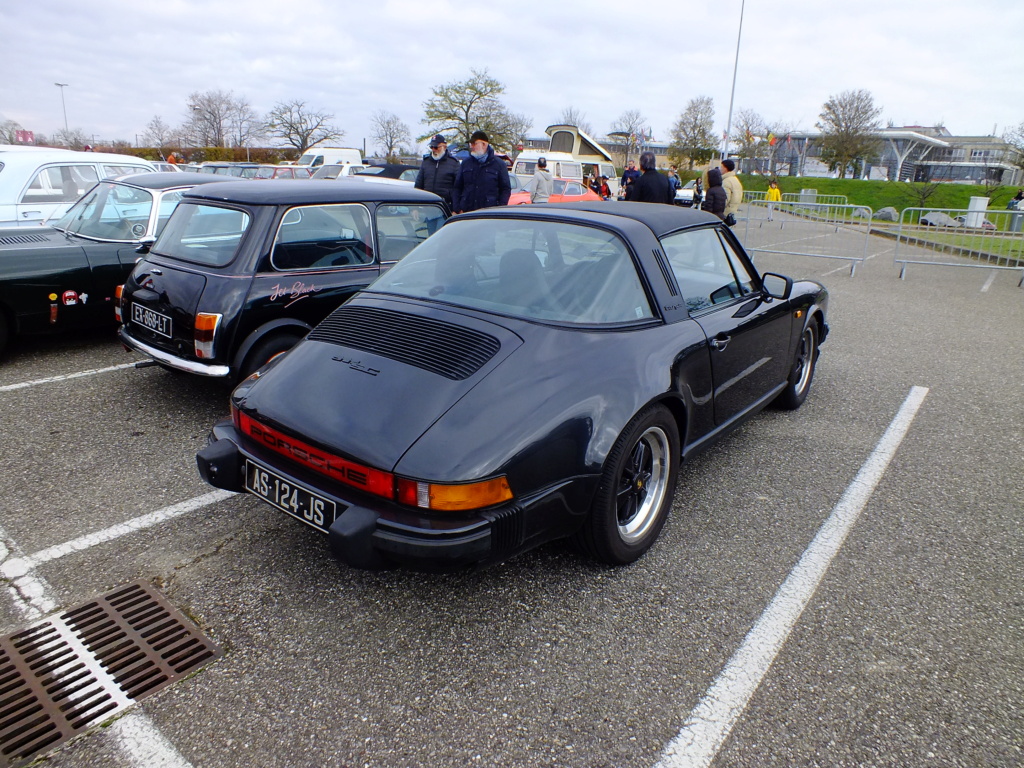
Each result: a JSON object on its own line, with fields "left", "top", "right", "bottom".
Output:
{"left": 733, "top": 175, "right": 1021, "bottom": 214}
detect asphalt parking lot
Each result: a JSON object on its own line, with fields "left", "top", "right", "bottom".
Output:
{"left": 0, "top": 224, "right": 1021, "bottom": 768}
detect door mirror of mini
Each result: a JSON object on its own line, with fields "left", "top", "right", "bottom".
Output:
{"left": 135, "top": 236, "right": 156, "bottom": 255}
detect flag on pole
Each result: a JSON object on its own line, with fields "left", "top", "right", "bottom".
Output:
{"left": 768, "top": 132, "right": 776, "bottom": 146}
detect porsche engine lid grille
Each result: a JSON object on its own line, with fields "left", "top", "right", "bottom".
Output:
{"left": 309, "top": 306, "right": 501, "bottom": 380}
{"left": 0, "top": 582, "right": 221, "bottom": 767}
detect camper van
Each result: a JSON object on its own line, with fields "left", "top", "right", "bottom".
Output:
{"left": 511, "top": 124, "right": 619, "bottom": 197}
{"left": 294, "top": 147, "right": 364, "bottom": 169}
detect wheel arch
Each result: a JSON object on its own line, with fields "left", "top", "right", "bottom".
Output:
{"left": 231, "top": 317, "right": 312, "bottom": 375}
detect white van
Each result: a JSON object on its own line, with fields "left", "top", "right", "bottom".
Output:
{"left": 0, "top": 149, "right": 155, "bottom": 226}
{"left": 295, "top": 147, "right": 364, "bottom": 168}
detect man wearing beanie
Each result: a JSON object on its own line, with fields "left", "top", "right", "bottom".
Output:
{"left": 452, "top": 130, "right": 511, "bottom": 213}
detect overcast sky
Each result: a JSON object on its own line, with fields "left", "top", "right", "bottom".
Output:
{"left": 2, "top": 0, "right": 1022, "bottom": 153}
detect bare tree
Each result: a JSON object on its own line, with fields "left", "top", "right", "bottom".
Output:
{"left": 732, "top": 108, "right": 766, "bottom": 165}
{"left": 227, "top": 98, "right": 263, "bottom": 150}
{"left": 0, "top": 119, "right": 25, "bottom": 144}
{"left": 816, "top": 89, "right": 882, "bottom": 179}
{"left": 53, "top": 127, "right": 90, "bottom": 150}
{"left": 668, "top": 96, "right": 716, "bottom": 171}
{"left": 559, "top": 106, "right": 593, "bottom": 136}
{"left": 141, "top": 115, "right": 173, "bottom": 148}
{"left": 1003, "top": 121, "right": 1024, "bottom": 172}
{"left": 610, "top": 109, "right": 648, "bottom": 164}
{"left": 264, "top": 100, "right": 345, "bottom": 153}
{"left": 421, "top": 68, "right": 528, "bottom": 152}
{"left": 185, "top": 89, "right": 240, "bottom": 147}
{"left": 371, "top": 111, "right": 412, "bottom": 161}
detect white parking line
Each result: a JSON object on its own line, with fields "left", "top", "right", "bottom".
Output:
{"left": 0, "top": 522, "right": 195, "bottom": 767}
{"left": 981, "top": 269, "right": 997, "bottom": 292}
{"left": 655, "top": 385, "right": 929, "bottom": 768}
{"left": 0, "top": 362, "right": 138, "bottom": 393}
{"left": 0, "top": 490, "right": 235, "bottom": 579}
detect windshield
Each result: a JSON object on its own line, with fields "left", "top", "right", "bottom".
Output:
{"left": 153, "top": 202, "right": 251, "bottom": 266}
{"left": 52, "top": 180, "right": 155, "bottom": 241}
{"left": 370, "top": 218, "right": 654, "bottom": 325}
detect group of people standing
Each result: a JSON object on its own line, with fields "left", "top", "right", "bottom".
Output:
{"left": 414, "top": 132, "right": 762, "bottom": 229}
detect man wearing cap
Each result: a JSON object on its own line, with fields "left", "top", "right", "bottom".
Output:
{"left": 452, "top": 130, "right": 511, "bottom": 214}
{"left": 414, "top": 134, "right": 460, "bottom": 209}
{"left": 530, "top": 157, "right": 553, "bottom": 204}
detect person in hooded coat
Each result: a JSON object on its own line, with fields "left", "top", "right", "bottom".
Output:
{"left": 703, "top": 167, "right": 727, "bottom": 219}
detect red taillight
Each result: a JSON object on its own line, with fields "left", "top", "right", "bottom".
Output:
{"left": 114, "top": 285, "right": 123, "bottom": 323}
{"left": 235, "top": 410, "right": 512, "bottom": 512}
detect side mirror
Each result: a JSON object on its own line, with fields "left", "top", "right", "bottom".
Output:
{"left": 135, "top": 236, "right": 156, "bottom": 254}
{"left": 761, "top": 272, "right": 793, "bottom": 301}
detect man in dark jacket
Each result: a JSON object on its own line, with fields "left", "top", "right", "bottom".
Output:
{"left": 628, "top": 152, "right": 675, "bottom": 204}
{"left": 452, "top": 131, "right": 511, "bottom": 213}
{"left": 414, "top": 134, "right": 460, "bottom": 209}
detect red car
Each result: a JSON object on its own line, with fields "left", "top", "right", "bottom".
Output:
{"left": 508, "top": 177, "right": 603, "bottom": 205}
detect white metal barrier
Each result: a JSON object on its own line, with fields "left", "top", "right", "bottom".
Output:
{"left": 888, "top": 206, "right": 1024, "bottom": 284}
{"left": 738, "top": 200, "right": 873, "bottom": 275}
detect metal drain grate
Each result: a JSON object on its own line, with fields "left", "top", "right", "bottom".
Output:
{"left": 0, "top": 582, "right": 221, "bottom": 767}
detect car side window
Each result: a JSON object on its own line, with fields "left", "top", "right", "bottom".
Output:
{"left": 375, "top": 204, "right": 446, "bottom": 263}
{"left": 102, "top": 164, "right": 148, "bottom": 178}
{"left": 271, "top": 203, "right": 373, "bottom": 271}
{"left": 565, "top": 182, "right": 583, "bottom": 196}
{"left": 20, "top": 164, "right": 98, "bottom": 203}
{"left": 660, "top": 227, "right": 754, "bottom": 313}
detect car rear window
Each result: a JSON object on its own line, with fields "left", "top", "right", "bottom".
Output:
{"left": 153, "top": 202, "right": 251, "bottom": 266}
{"left": 371, "top": 218, "right": 654, "bottom": 325}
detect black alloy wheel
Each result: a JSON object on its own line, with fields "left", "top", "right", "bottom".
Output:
{"left": 573, "top": 404, "right": 680, "bottom": 565}
{"left": 775, "top": 321, "right": 818, "bottom": 410}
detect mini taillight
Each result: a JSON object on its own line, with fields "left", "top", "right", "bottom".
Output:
{"left": 194, "top": 313, "right": 222, "bottom": 359}
{"left": 114, "top": 285, "right": 124, "bottom": 323}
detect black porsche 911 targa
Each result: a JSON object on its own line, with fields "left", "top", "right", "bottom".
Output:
{"left": 197, "top": 202, "right": 828, "bottom": 570}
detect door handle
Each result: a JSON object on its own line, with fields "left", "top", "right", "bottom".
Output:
{"left": 710, "top": 335, "right": 731, "bottom": 351}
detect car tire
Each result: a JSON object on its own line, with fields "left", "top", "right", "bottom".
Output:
{"left": 574, "top": 404, "right": 680, "bottom": 565}
{"left": 0, "top": 313, "right": 8, "bottom": 357}
{"left": 238, "top": 333, "right": 302, "bottom": 381}
{"left": 774, "top": 321, "right": 818, "bottom": 410}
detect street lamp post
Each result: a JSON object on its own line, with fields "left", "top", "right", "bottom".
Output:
{"left": 54, "top": 83, "right": 69, "bottom": 135}
{"left": 722, "top": 0, "right": 745, "bottom": 160}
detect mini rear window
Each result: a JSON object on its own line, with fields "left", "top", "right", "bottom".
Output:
{"left": 153, "top": 202, "right": 250, "bottom": 266}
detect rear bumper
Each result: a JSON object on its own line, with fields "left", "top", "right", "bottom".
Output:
{"left": 196, "top": 421, "right": 590, "bottom": 570}
{"left": 119, "top": 326, "right": 231, "bottom": 377}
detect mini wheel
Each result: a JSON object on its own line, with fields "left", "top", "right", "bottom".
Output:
{"left": 238, "top": 333, "right": 302, "bottom": 381}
